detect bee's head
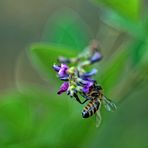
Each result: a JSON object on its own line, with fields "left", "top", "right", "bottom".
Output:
{"left": 96, "top": 85, "right": 102, "bottom": 91}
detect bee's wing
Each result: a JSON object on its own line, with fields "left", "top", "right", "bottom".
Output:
{"left": 102, "top": 96, "right": 117, "bottom": 111}
{"left": 95, "top": 110, "right": 102, "bottom": 128}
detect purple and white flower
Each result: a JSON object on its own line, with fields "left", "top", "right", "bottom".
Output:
{"left": 53, "top": 64, "right": 69, "bottom": 78}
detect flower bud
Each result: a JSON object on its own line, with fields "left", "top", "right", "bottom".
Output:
{"left": 90, "top": 52, "right": 102, "bottom": 63}
{"left": 53, "top": 64, "right": 60, "bottom": 72}
{"left": 57, "top": 82, "right": 69, "bottom": 95}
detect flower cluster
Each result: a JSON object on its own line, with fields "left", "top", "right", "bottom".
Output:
{"left": 52, "top": 41, "right": 117, "bottom": 128}
{"left": 53, "top": 41, "right": 102, "bottom": 99}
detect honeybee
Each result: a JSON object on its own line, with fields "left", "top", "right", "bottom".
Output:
{"left": 74, "top": 84, "right": 117, "bottom": 127}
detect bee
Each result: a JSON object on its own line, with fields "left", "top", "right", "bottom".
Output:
{"left": 74, "top": 84, "right": 117, "bottom": 127}
{"left": 82, "top": 99, "right": 102, "bottom": 127}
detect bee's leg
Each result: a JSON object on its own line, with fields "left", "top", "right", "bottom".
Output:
{"left": 73, "top": 93, "right": 88, "bottom": 104}
{"left": 80, "top": 93, "right": 92, "bottom": 100}
{"left": 81, "top": 98, "right": 89, "bottom": 104}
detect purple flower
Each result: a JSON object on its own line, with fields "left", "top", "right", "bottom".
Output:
{"left": 90, "top": 52, "right": 102, "bottom": 63}
{"left": 53, "top": 64, "right": 69, "bottom": 78}
{"left": 82, "top": 81, "right": 94, "bottom": 93}
{"left": 82, "top": 68, "right": 97, "bottom": 77}
{"left": 53, "top": 64, "right": 61, "bottom": 72}
{"left": 60, "top": 76, "right": 69, "bottom": 81}
{"left": 82, "top": 77, "right": 95, "bottom": 83}
{"left": 57, "top": 82, "right": 69, "bottom": 95}
{"left": 58, "top": 64, "right": 68, "bottom": 78}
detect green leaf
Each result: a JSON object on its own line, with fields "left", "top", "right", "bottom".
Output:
{"left": 140, "top": 46, "right": 148, "bottom": 67}
{"left": 100, "top": 10, "right": 145, "bottom": 39}
{"left": 0, "top": 87, "right": 95, "bottom": 147}
{"left": 0, "top": 89, "right": 34, "bottom": 145}
{"left": 130, "top": 40, "right": 147, "bottom": 67}
{"left": 96, "top": 48, "right": 129, "bottom": 94}
{"left": 93, "top": 0, "right": 139, "bottom": 20}
{"left": 42, "top": 9, "right": 92, "bottom": 50}
{"left": 29, "top": 43, "right": 79, "bottom": 80}
{"left": 134, "top": 41, "right": 148, "bottom": 80}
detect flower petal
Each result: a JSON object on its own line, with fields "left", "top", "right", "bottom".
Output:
{"left": 53, "top": 64, "right": 60, "bottom": 72}
{"left": 90, "top": 52, "right": 102, "bottom": 63}
{"left": 82, "top": 81, "right": 94, "bottom": 93}
{"left": 57, "top": 82, "right": 69, "bottom": 95}
{"left": 82, "top": 86, "right": 89, "bottom": 93}
{"left": 82, "top": 77, "right": 96, "bottom": 82}
{"left": 61, "top": 64, "right": 68, "bottom": 69}
{"left": 60, "top": 76, "right": 69, "bottom": 81}
{"left": 58, "top": 64, "right": 69, "bottom": 78}
{"left": 82, "top": 68, "right": 98, "bottom": 77}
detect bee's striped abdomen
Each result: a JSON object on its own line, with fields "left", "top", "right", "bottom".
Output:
{"left": 82, "top": 100, "right": 100, "bottom": 118}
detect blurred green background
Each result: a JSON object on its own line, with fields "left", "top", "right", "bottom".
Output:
{"left": 0, "top": 0, "right": 148, "bottom": 147}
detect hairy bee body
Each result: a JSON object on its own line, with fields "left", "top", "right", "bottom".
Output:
{"left": 82, "top": 85, "right": 103, "bottom": 118}
{"left": 76, "top": 84, "right": 116, "bottom": 124}
{"left": 82, "top": 99, "right": 100, "bottom": 118}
